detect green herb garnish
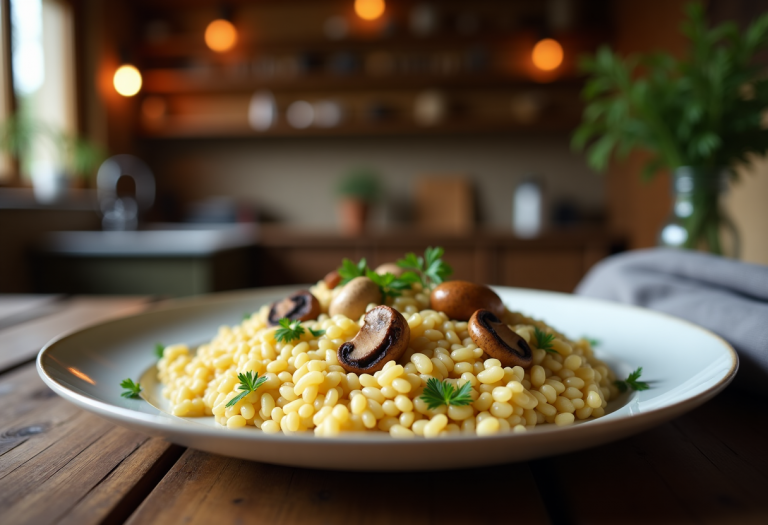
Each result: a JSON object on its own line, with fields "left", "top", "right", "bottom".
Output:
{"left": 419, "top": 378, "right": 473, "bottom": 410}
{"left": 274, "top": 318, "right": 305, "bottom": 344}
{"left": 242, "top": 313, "right": 251, "bottom": 321}
{"left": 225, "top": 371, "right": 268, "bottom": 408}
{"left": 338, "top": 258, "right": 368, "bottom": 286}
{"left": 366, "top": 269, "right": 420, "bottom": 303}
{"left": 533, "top": 327, "right": 557, "bottom": 354}
{"left": 120, "top": 378, "right": 142, "bottom": 398}
{"left": 614, "top": 367, "right": 650, "bottom": 392}
{"left": 309, "top": 327, "right": 326, "bottom": 337}
{"left": 154, "top": 343, "right": 165, "bottom": 359}
{"left": 396, "top": 246, "right": 453, "bottom": 289}
{"left": 583, "top": 337, "right": 600, "bottom": 348}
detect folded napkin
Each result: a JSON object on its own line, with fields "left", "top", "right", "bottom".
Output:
{"left": 575, "top": 248, "right": 768, "bottom": 393}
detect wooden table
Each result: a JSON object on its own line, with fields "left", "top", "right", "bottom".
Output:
{"left": 1, "top": 295, "right": 766, "bottom": 525}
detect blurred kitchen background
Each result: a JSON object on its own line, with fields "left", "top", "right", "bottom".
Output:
{"left": 0, "top": 0, "right": 766, "bottom": 297}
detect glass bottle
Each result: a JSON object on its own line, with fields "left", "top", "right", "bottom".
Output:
{"left": 658, "top": 166, "right": 740, "bottom": 258}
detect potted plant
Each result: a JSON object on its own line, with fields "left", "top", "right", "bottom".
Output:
{"left": 0, "top": 113, "right": 105, "bottom": 202}
{"left": 335, "top": 167, "right": 381, "bottom": 235}
{"left": 572, "top": 2, "right": 768, "bottom": 257}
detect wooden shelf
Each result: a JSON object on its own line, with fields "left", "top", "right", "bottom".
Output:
{"left": 121, "top": 0, "right": 611, "bottom": 139}
{"left": 141, "top": 68, "right": 584, "bottom": 95}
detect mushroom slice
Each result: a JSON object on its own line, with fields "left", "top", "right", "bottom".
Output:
{"left": 468, "top": 309, "right": 533, "bottom": 368}
{"left": 268, "top": 290, "right": 321, "bottom": 326}
{"left": 337, "top": 305, "right": 410, "bottom": 374}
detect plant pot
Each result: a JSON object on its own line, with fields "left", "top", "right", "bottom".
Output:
{"left": 658, "top": 166, "right": 740, "bottom": 258}
{"left": 338, "top": 198, "right": 369, "bottom": 236}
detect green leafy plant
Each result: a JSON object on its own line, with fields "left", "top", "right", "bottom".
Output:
{"left": 573, "top": 2, "right": 768, "bottom": 254}
{"left": 120, "top": 378, "right": 142, "bottom": 398}
{"left": 396, "top": 247, "right": 453, "bottom": 290}
{"left": 0, "top": 112, "right": 105, "bottom": 179}
{"left": 225, "top": 371, "right": 268, "bottom": 408}
{"left": 614, "top": 367, "right": 650, "bottom": 392}
{"left": 154, "top": 343, "right": 165, "bottom": 360}
{"left": 336, "top": 168, "right": 381, "bottom": 202}
{"left": 309, "top": 327, "right": 326, "bottom": 337}
{"left": 419, "top": 378, "right": 473, "bottom": 410}
{"left": 533, "top": 327, "right": 557, "bottom": 354}
{"left": 274, "top": 318, "right": 305, "bottom": 344}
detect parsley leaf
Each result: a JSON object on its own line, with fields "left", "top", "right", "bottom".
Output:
{"left": 583, "top": 336, "right": 600, "bottom": 348}
{"left": 309, "top": 327, "right": 326, "bottom": 337}
{"left": 225, "top": 371, "right": 268, "bottom": 408}
{"left": 154, "top": 343, "right": 165, "bottom": 359}
{"left": 338, "top": 258, "right": 368, "bottom": 287}
{"left": 242, "top": 313, "right": 251, "bottom": 321}
{"left": 533, "top": 327, "right": 557, "bottom": 354}
{"left": 365, "top": 270, "right": 419, "bottom": 303}
{"left": 275, "top": 318, "right": 305, "bottom": 344}
{"left": 396, "top": 246, "right": 453, "bottom": 289}
{"left": 614, "top": 367, "right": 650, "bottom": 392}
{"left": 419, "top": 378, "right": 473, "bottom": 410}
{"left": 120, "top": 378, "right": 142, "bottom": 398}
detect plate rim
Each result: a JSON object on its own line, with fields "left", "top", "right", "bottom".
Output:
{"left": 36, "top": 286, "right": 740, "bottom": 448}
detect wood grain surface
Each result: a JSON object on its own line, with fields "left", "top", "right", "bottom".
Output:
{"left": 0, "top": 295, "right": 766, "bottom": 525}
{"left": 0, "top": 296, "right": 150, "bottom": 373}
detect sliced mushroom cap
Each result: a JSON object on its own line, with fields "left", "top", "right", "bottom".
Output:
{"left": 323, "top": 269, "right": 342, "bottom": 289}
{"left": 328, "top": 276, "right": 382, "bottom": 320}
{"left": 468, "top": 309, "right": 533, "bottom": 368}
{"left": 373, "top": 262, "right": 404, "bottom": 277}
{"left": 268, "top": 290, "right": 321, "bottom": 326}
{"left": 430, "top": 281, "right": 505, "bottom": 321}
{"left": 337, "top": 305, "right": 410, "bottom": 373}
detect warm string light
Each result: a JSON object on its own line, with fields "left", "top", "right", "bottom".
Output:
{"left": 113, "top": 64, "right": 142, "bottom": 97}
{"left": 205, "top": 19, "right": 238, "bottom": 52}
{"left": 354, "top": 0, "right": 385, "bottom": 21}
{"left": 532, "top": 38, "right": 564, "bottom": 71}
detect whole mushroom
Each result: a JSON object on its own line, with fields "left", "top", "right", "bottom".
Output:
{"left": 329, "top": 276, "right": 382, "bottom": 320}
{"left": 373, "top": 262, "right": 404, "bottom": 277}
{"left": 323, "top": 269, "right": 342, "bottom": 289}
{"left": 468, "top": 309, "right": 533, "bottom": 368}
{"left": 337, "top": 305, "right": 410, "bottom": 373}
{"left": 268, "top": 290, "right": 321, "bottom": 326}
{"left": 430, "top": 281, "right": 505, "bottom": 321}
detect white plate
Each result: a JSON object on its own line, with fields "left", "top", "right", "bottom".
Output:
{"left": 37, "top": 286, "right": 738, "bottom": 471}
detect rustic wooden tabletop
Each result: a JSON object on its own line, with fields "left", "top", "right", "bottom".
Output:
{"left": 0, "top": 295, "right": 766, "bottom": 525}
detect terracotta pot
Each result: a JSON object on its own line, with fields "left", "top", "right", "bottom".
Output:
{"left": 338, "top": 198, "right": 369, "bottom": 236}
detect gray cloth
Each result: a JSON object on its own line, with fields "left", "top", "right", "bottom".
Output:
{"left": 575, "top": 248, "right": 768, "bottom": 392}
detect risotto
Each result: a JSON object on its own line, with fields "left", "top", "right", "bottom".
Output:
{"left": 157, "top": 262, "right": 620, "bottom": 439}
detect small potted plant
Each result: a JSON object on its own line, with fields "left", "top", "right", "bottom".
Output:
{"left": 573, "top": 2, "right": 768, "bottom": 257}
{"left": 0, "top": 113, "right": 105, "bottom": 202}
{"left": 335, "top": 168, "right": 381, "bottom": 235}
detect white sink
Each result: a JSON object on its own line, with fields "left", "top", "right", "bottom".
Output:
{"left": 40, "top": 223, "right": 259, "bottom": 256}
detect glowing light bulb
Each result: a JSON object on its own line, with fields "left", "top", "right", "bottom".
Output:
{"left": 113, "top": 64, "right": 142, "bottom": 97}
{"left": 205, "top": 19, "right": 237, "bottom": 52}
{"left": 532, "top": 38, "right": 564, "bottom": 71}
{"left": 355, "top": 0, "right": 385, "bottom": 21}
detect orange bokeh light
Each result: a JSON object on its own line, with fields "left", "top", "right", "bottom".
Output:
{"left": 113, "top": 64, "right": 142, "bottom": 97}
{"left": 205, "top": 19, "right": 238, "bottom": 52}
{"left": 532, "top": 38, "right": 564, "bottom": 71}
{"left": 354, "top": 0, "right": 385, "bottom": 21}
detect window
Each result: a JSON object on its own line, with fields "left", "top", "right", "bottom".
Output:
{"left": 0, "top": 0, "right": 76, "bottom": 185}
